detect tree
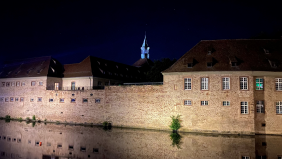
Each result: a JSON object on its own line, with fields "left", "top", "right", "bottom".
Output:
{"left": 169, "top": 115, "right": 181, "bottom": 132}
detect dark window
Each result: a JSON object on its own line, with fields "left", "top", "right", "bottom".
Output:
{"left": 71, "top": 98, "right": 76, "bottom": 103}
{"left": 57, "top": 144, "right": 62, "bottom": 148}
{"left": 83, "top": 98, "right": 88, "bottom": 103}
{"left": 69, "top": 145, "right": 74, "bottom": 150}
{"left": 231, "top": 62, "right": 237, "bottom": 67}
{"left": 95, "top": 99, "right": 100, "bottom": 103}
{"left": 207, "top": 62, "right": 213, "bottom": 67}
{"left": 17, "top": 138, "right": 21, "bottom": 143}
{"left": 35, "top": 141, "right": 40, "bottom": 146}
{"left": 80, "top": 147, "right": 86, "bottom": 152}
{"left": 7, "top": 137, "right": 11, "bottom": 141}
{"left": 49, "top": 99, "right": 53, "bottom": 102}
{"left": 93, "top": 148, "right": 99, "bottom": 153}
{"left": 38, "top": 97, "right": 42, "bottom": 102}
{"left": 187, "top": 63, "right": 193, "bottom": 68}
{"left": 262, "top": 142, "right": 267, "bottom": 146}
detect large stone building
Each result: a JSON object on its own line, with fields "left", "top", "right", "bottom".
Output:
{"left": 1, "top": 39, "right": 282, "bottom": 135}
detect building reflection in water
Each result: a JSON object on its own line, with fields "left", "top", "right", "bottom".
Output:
{"left": 0, "top": 120, "right": 281, "bottom": 159}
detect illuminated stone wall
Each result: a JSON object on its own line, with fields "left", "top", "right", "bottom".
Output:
{"left": 1, "top": 71, "right": 282, "bottom": 135}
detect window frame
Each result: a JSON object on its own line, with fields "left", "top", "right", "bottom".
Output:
{"left": 54, "top": 82, "right": 59, "bottom": 90}
{"left": 222, "top": 77, "right": 230, "bottom": 90}
{"left": 37, "top": 97, "right": 42, "bottom": 102}
{"left": 83, "top": 98, "right": 88, "bottom": 103}
{"left": 71, "top": 98, "right": 76, "bottom": 103}
{"left": 5, "top": 97, "right": 9, "bottom": 102}
{"left": 240, "top": 77, "right": 248, "bottom": 90}
{"left": 184, "top": 78, "right": 192, "bottom": 90}
{"left": 39, "top": 81, "right": 43, "bottom": 86}
{"left": 201, "top": 101, "right": 209, "bottom": 106}
{"left": 10, "top": 97, "right": 14, "bottom": 102}
{"left": 60, "top": 98, "right": 64, "bottom": 103}
{"left": 184, "top": 100, "right": 192, "bottom": 106}
{"left": 276, "top": 101, "right": 282, "bottom": 114}
{"left": 256, "top": 101, "right": 264, "bottom": 113}
{"left": 240, "top": 101, "right": 248, "bottom": 114}
{"left": 16, "top": 81, "right": 20, "bottom": 86}
{"left": 275, "top": 78, "right": 282, "bottom": 91}
{"left": 95, "top": 99, "right": 100, "bottom": 103}
{"left": 49, "top": 98, "right": 53, "bottom": 102}
{"left": 31, "top": 81, "right": 36, "bottom": 86}
{"left": 71, "top": 81, "right": 75, "bottom": 90}
{"left": 200, "top": 77, "right": 209, "bottom": 90}
{"left": 255, "top": 78, "right": 264, "bottom": 91}
{"left": 30, "top": 98, "right": 34, "bottom": 102}
{"left": 21, "top": 82, "right": 25, "bottom": 86}
{"left": 20, "top": 97, "right": 24, "bottom": 102}
{"left": 223, "top": 101, "right": 230, "bottom": 106}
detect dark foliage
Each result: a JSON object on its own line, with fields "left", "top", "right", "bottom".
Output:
{"left": 146, "top": 58, "right": 177, "bottom": 82}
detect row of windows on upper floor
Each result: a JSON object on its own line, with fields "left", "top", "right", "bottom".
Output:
{"left": 0, "top": 97, "right": 101, "bottom": 103}
{"left": 184, "top": 100, "right": 282, "bottom": 115}
{"left": 1, "top": 81, "right": 43, "bottom": 87}
{"left": 184, "top": 77, "right": 282, "bottom": 91}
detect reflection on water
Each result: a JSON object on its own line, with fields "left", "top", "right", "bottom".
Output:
{"left": 0, "top": 120, "right": 281, "bottom": 159}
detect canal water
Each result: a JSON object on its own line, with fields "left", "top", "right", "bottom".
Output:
{"left": 0, "top": 120, "right": 279, "bottom": 159}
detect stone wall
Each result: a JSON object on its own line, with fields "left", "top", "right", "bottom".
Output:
{"left": 1, "top": 71, "right": 282, "bottom": 135}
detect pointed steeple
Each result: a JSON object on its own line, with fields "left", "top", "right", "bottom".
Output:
{"left": 141, "top": 33, "right": 150, "bottom": 59}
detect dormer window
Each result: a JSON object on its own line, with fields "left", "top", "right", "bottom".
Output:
{"left": 187, "top": 63, "right": 193, "bottom": 68}
{"left": 207, "top": 62, "right": 213, "bottom": 68}
{"left": 99, "top": 68, "right": 105, "bottom": 74}
{"left": 15, "top": 70, "right": 21, "bottom": 75}
{"left": 207, "top": 50, "right": 212, "bottom": 55}
{"left": 185, "top": 57, "right": 194, "bottom": 68}
{"left": 268, "top": 59, "right": 278, "bottom": 68}
{"left": 231, "top": 62, "right": 237, "bottom": 67}
{"left": 37, "top": 69, "right": 43, "bottom": 74}
{"left": 263, "top": 48, "right": 270, "bottom": 54}
{"left": 97, "top": 61, "right": 100, "bottom": 65}
{"left": 105, "top": 63, "right": 107, "bottom": 66}
{"left": 51, "top": 67, "right": 55, "bottom": 73}
{"left": 116, "top": 65, "right": 118, "bottom": 69}
{"left": 52, "top": 59, "right": 56, "bottom": 64}
{"left": 229, "top": 56, "right": 239, "bottom": 67}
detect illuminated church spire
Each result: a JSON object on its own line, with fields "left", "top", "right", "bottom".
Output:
{"left": 141, "top": 34, "right": 150, "bottom": 59}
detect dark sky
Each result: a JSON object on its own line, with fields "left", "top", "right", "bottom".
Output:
{"left": 1, "top": 0, "right": 282, "bottom": 67}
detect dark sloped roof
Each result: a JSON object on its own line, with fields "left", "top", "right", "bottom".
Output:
{"left": 64, "top": 56, "right": 145, "bottom": 82}
{"left": 132, "top": 58, "right": 154, "bottom": 68}
{"left": 0, "top": 56, "right": 63, "bottom": 78}
{"left": 163, "top": 39, "right": 282, "bottom": 73}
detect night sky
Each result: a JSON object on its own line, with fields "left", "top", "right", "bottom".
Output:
{"left": 1, "top": 0, "right": 282, "bottom": 67}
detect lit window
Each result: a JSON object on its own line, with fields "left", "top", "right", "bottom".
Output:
{"left": 30, "top": 98, "right": 34, "bottom": 102}
{"left": 11, "top": 82, "right": 15, "bottom": 86}
{"left": 60, "top": 98, "right": 64, "bottom": 103}
{"left": 222, "top": 77, "right": 230, "bottom": 90}
{"left": 256, "top": 78, "right": 263, "bottom": 90}
{"left": 184, "top": 100, "right": 192, "bottom": 105}
{"left": 10, "top": 97, "right": 14, "bottom": 102}
{"left": 38, "top": 97, "right": 42, "bottom": 102}
{"left": 55, "top": 83, "right": 59, "bottom": 90}
{"left": 20, "top": 97, "right": 24, "bottom": 102}
{"left": 31, "top": 81, "right": 36, "bottom": 86}
{"left": 83, "top": 98, "right": 88, "bottom": 103}
{"left": 39, "top": 82, "right": 43, "bottom": 86}
{"left": 71, "top": 98, "right": 76, "bottom": 103}
{"left": 223, "top": 101, "right": 230, "bottom": 106}
{"left": 184, "top": 78, "right": 192, "bottom": 90}
{"left": 276, "top": 101, "right": 282, "bottom": 114}
{"left": 240, "top": 77, "right": 248, "bottom": 90}
{"left": 95, "top": 99, "right": 100, "bottom": 103}
{"left": 71, "top": 82, "right": 75, "bottom": 90}
{"left": 241, "top": 102, "right": 248, "bottom": 114}
{"left": 256, "top": 101, "right": 264, "bottom": 113}
{"left": 49, "top": 99, "right": 53, "bottom": 102}
{"left": 276, "top": 78, "right": 282, "bottom": 91}
{"left": 201, "top": 101, "right": 208, "bottom": 105}
{"left": 16, "top": 82, "right": 20, "bottom": 86}
{"left": 201, "top": 78, "right": 208, "bottom": 90}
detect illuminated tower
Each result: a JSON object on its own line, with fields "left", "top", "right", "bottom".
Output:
{"left": 141, "top": 35, "right": 150, "bottom": 59}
